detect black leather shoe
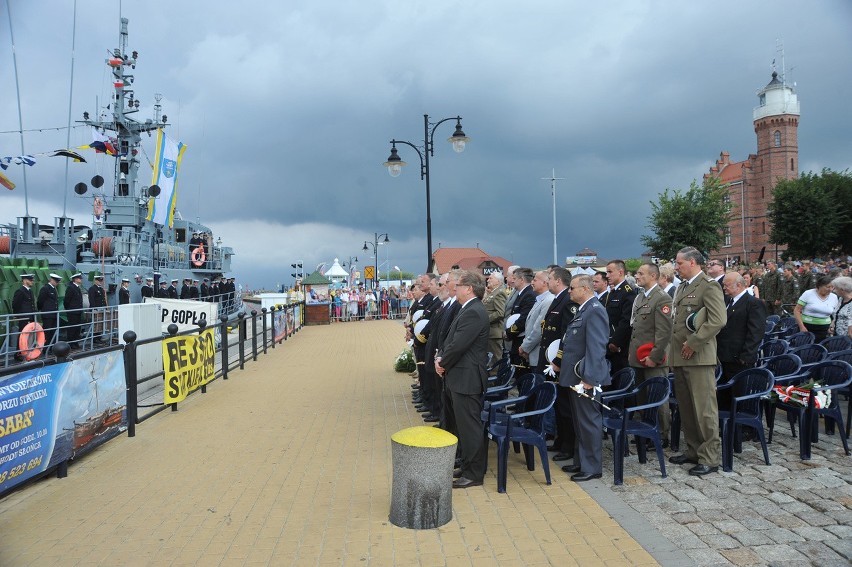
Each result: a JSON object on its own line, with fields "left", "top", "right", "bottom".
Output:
{"left": 416, "top": 407, "right": 430, "bottom": 413}
{"left": 688, "top": 464, "right": 718, "bottom": 476}
{"left": 561, "top": 464, "right": 581, "bottom": 473}
{"left": 423, "top": 415, "right": 440, "bottom": 423}
{"left": 453, "top": 467, "right": 464, "bottom": 478}
{"left": 552, "top": 452, "right": 573, "bottom": 462}
{"left": 452, "top": 477, "right": 483, "bottom": 489}
{"left": 571, "top": 472, "right": 602, "bottom": 482}
{"left": 669, "top": 454, "right": 698, "bottom": 465}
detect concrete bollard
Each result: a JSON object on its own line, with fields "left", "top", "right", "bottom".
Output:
{"left": 389, "top": 426, "right": 458, "bottom": 529}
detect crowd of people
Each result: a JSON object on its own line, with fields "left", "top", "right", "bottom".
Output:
{"left": 324, "top": 285, "right": 413, "bottom": 321}
{"left": 401, "top": 251, "right": 851, "bottom": 489}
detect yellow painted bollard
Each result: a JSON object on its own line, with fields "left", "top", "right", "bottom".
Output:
{"left": 389, "top": 426, "right": 458, "bottom": 529}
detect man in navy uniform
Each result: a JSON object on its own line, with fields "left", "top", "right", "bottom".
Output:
{"left": 168, "top": 279, "right": 179, "bottom": 299}
{"left": 118, "top": 278, "right": 131, "bottom": 305}
{"left": 141, "top": 276, "right": 154, "bottom": 299}
{"left": 200, "top": 278, "right": 210, "bottom": 301}
{"left": 64, "top": 272, "right": 84, "bottom": 348}
{"left": 180, "top": 277, "right": 192, "bottom": 299}
{"left": 190, "top": 279, "right": 201, "bottom": 300}
{"left": 541, "top": 267, "right": 580, "bottom": 461}
{"left": 550, "top": 274, "right": 610, "bottom": 481}
{"left": 505, "top": 267, "right": 535, "bottom": 370}
{"left": 37, "top": 273, "right": 62, "bottom": 347}
{"left": 88, "top": 274, "right": 107, "bottom": 344}
{"left": 604, "top": 260, "right": 636, "bottom": 377}
{"left": 12, "top": 273, "right": 37, "bottom": 358}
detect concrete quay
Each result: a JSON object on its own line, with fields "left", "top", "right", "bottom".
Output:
{"left": 0, "top": 319, "right": 849, "bottom": 566}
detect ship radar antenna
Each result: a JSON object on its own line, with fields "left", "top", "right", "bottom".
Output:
{"left": 153, "top": 93, "right": 163, "bottom": 123}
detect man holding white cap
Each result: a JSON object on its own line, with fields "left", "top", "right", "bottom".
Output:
{"left": 38, "top": 273, "right": 62, "bottom": 347}
{"left": 141, "top": 276, "right": 154, "bottom": 299}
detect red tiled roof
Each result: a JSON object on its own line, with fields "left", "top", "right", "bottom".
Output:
{"left": 431, "top": 247, "right": 512, "bottom": 274}
{"left": 716, "top": 160, "right": 746, "bottom": 184}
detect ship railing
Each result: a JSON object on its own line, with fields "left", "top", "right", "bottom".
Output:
{"left": 0, "top": 306, "right": 119, "bottom": 367}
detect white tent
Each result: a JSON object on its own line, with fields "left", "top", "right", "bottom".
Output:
{"left": 570, "top": 266, "right": 596, "bottom": 276}
{"left": 325, "top": 258, "right": 349, "bottom": 281}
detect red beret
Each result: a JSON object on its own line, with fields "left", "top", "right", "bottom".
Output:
{"left": 636, "top": 342, "right": 666, "bottom": 364}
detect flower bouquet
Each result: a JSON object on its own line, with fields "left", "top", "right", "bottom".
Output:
{"left": 771, "top": 380, "right": 831, "bottom": 409}
{"left": 394, "top": 347, "right": 415, "bottom": 373}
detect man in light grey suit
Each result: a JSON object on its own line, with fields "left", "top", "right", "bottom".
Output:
{"left": 519, "top": 270, "right": 554, "bottom": 372}
{"left": 436, "top": 270, "right": 491, "bottom": 489}
{"left": 550, "top": 274, "right": 610, "bottom": 481}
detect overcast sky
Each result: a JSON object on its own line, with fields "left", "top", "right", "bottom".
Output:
{"left": 2, "top": 1, "right": 851, "bottom": 289}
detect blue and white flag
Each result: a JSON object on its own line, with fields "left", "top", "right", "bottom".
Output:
{"left": 147, "top": 129, "right": 186, "bottom": 227}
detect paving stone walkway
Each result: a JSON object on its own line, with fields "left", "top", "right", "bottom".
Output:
{"left": 1, "top": 319, "right": 849, "bottom": 566}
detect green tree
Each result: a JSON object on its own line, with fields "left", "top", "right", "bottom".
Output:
{"left": 641, "top": 177, "right": 732, "bottom": 259}
{"left": 768, "top": 169, "right": 852, "bottom": 258}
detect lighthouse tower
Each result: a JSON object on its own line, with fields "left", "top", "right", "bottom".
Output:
{"left": 753, "top": 71, "right": 800, "bottom": 187}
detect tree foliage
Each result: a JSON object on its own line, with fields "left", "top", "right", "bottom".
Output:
{"left": 641, "top": 177, "right": 732, "bottom": 260}
{"left": 768, "top": 169, "right": 852, "bottom": 258}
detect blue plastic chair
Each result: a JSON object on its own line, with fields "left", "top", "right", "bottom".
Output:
{"left": 602, "top": 376, "right": 670, "bottom": 486}
{"left": 601, "top": 368, "right": 636, "bottom": 443}
{"left": 758, "top": 338, "right": 789, "bottom": 364}
{"left": 485, "top": 363, "right": 516, "bottom": 403}
{"left": 775, "top": 360, "right": 852, "bottom": 459}
{"left": 771, "top": 316, "right": 798, "bottom": 339}
{"left": 789, "top": 344, "right": 828, "bottom": 371}
{"left": 717, "top": 368, "right": 775, "bottom": 471}
{"left": 486, "top": 382, "right": 557, "bottom": 493}
{"left": 764, "top": 353, "right": 803, "bottom": 443}
{"left": 821, "top": 336, "right": 852, "bottom": 353}
{"left": 827, "top": 350, "right": 852, "bottom": 439}
{"left": 787, "top": 331, "right": 815, "bottom": 348}
{"left": 766, "top": 314, "right": 781, "bottom": 326}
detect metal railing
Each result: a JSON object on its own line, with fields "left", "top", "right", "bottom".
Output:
{"left": 328, "top": 299, "right": 411, "bottom": 322}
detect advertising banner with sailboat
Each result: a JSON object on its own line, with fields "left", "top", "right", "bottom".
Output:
{"left": 0, "top": 352, "right": 126, "bottom": 495}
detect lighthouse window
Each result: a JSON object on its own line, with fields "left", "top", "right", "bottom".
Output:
{"left": 791, "top": 158, "right": 795, "bottom": 171}
{"left": 759, "top": 93, "right": 766, "bottom": 106}
{"left": 774, "top": 131, "right": 781, "bottom": 147}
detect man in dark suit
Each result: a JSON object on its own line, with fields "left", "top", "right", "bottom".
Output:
{"left": 64, "top": 272, "right": 84, "bottom": 348}
{"left": 190, "top": 279, "right": 200, "bottom": 300}
{"left": 706, "top": 259, "right": 726, "bottom": 288}
{"left": 180, "top": 278, "right": 192, "bottom": 299}
{"left": 436, "top": 270, "right": 490, "bottom": 489}
{"left": 415, "top": 273, "right": 450, "bottom": 422}
{"left": 540, "top": 267, "right": 580, "bottom": 461}
{"left": 717, "top": 272, "right": 766, "bottom": 381}
{"left": 200, "top": 278, "right": 210, "bottom": 301}
{"left": 37, "top": 273, "right": 62, "bottom": 347}
{"left": 505, "top": 267, "right": 535, "bottom": 370}
{"left": 168, "top": 279, "right": 179, "bottom": 299}
{"left": 551, "top": 274, "right": 610, "bottom": 481}
{"left": 604, "top": 260, "right": 637, "bottom": 376}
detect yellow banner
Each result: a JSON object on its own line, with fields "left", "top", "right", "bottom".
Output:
{"left": 162, "top": 328, "right": 215, "bottom": 404}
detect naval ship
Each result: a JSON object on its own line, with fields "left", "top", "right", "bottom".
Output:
{"left": 0, "top": 18, "right": 237, "bottom": 308}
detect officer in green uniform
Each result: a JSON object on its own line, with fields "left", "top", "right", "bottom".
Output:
{"left": 760, "top": 261, "right": 780, "bottom": 315}
{"left": 669, "top": 247, "right": 727, "bottom": 476}
{"left": 779, "top": 264, "right": 801, "bottom": 315}
{"left": 627, "top": 262, "right": 673, "bottom": 442}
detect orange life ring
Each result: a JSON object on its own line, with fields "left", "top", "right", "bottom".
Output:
{"left": 93, "top": 196, "right": 104, "bottom": 217}
{"left": 19, "top": 322, "right": 45, "bottom": 361}
{"left": 191, "top": 245, "right": 206, "bottom": 267}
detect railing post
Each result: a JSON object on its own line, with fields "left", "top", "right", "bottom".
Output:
{"left": 270, "top": 306, "right": 276, "bottom": 349}
{"left": 238, "top": 312, "right": 246, "bottom": 370}
{"left": 261, "top": 307, "right": 268, "bottom": 354}
{"left": 121, "top": 331, "right": 138, "bottom": 438}
{"left": 167, "top": 324, "right": 179, "bottom": 410}
{"left": 220, "top": 314, "right": 230, "bottom": 380}
{"left": 251, "top": 309, "right": 258, "bottom": 361}
{"left": 198, "top": 319, "right": 208, "bottom": 393}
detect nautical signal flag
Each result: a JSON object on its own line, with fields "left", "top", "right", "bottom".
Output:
{"left": 49, "top": 149, "right": 87, "bottom": 162}
{"left": 87, "top": 127, "right": 117, "bottom": 155}
{"left": 0, "top": 171, "right": 15, "bottom": 190}
{"left": 147, "top": 129, "right": 186, "bottom": 228}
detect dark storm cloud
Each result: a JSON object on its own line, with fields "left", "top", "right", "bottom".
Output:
{"left": 2, "top": 1, "right": 850, "bottom": 288}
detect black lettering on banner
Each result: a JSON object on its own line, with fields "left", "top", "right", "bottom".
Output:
{"left": 168, "top": 376, "right": 181, "bottom": 399}
{"left": 166, "top": 342, "right": 182, "bottom": 372}
{"left": 161, "top": 308, "right": 170, "bottom": 322}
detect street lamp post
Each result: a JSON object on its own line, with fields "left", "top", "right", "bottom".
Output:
{"left": 384, "top": 115, "right": 470, "bottom": 273}
{"left": 363, "top": 233, "right": 389, "bottom": 290}
{"left": 342, "top": 256, "right": 358, "bottom": 287}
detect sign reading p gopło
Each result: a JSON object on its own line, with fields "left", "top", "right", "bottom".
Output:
{"left": 163, "top": 328, "right": 215, "bottom": 404}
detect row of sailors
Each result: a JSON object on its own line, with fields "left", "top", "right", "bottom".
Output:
{"left": 140, "top": 275, "right": 237, "bottom": 303}
{"left": 10, "top": 272, "right": 238, "bottom": 350}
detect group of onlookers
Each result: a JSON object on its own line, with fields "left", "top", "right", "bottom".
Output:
{"left": 328, "top": 285, "right": 415, "bottom": 321}
{"left": 400, "top": 251, "right": 851, "bottom": 490}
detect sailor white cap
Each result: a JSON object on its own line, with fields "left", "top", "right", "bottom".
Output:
{"left": 145, "top": 276, "right": 154, "bottom": 281}
{"left": 171, "top": 278, "right": 178, "bottom": 283}
{"left": 20, "top": 273, "right": 35, "bottom": 280}
{"left": 94, "top": 274, "right": 104, "bottom": 280}
{"left": 49, "top": 273, "right": 62, "bottom": 280}
{"left": 71, "top": 272, "right": 83, "bottom": 279}
{"left": 121, "top": 278, "right": 130, "bottom": 283}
